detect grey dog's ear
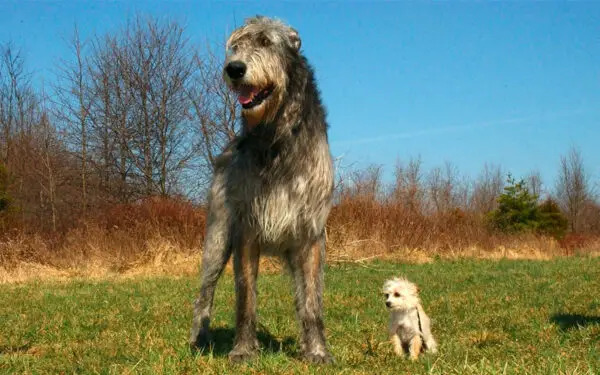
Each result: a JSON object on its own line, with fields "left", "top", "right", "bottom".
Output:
{"left": 288, "top": 28, "right": 301, "bottom": 51}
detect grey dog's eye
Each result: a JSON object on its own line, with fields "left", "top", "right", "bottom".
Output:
{"left": 258, "top": 35, "right": 271, "bottom": 47}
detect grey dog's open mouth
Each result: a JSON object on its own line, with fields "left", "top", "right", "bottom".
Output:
{"left": 236, "top": 85, "right": 274, "bottom": 109}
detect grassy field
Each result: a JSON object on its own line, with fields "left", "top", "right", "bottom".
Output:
{"left": 1, "top": 257, "right": 599, "bottom": 374}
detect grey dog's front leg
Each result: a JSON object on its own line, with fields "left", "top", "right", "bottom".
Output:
{"left": 189, "top": 224, "right": 232, "bottom": 351}
{"left": 228, "top": 239, "right": 260, "bottom": 362}
{"left": 189, "top": 174, "right": 232, "bottom": 352}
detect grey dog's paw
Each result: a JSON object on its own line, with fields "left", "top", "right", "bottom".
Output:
{"left": 228, "top": 346, "right": 259, "bottom": 363}
{"left": 303, "top": 350, "right": 335, "bottom": 364}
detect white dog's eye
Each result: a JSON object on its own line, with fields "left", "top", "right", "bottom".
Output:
{"left": 384, "top": 293, "right": 389, "bottom": 298}
{"left": 394, "top": 292, "right": 400, "bottom": 297}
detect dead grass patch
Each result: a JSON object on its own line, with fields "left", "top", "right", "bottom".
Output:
{"left": 1, "top": 197, "right": 598, "bottom": 283}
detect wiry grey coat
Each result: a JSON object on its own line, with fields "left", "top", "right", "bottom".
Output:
{"left": 190, "top": 16, "right": 335, "bottom": 364}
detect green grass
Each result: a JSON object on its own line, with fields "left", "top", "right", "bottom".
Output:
{"left": 1, "top": 257, "right": 599, "bottom": 374}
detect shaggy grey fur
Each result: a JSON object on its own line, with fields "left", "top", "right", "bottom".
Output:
{"left": 189, "top": 16, "right": 335, "bottom": 364}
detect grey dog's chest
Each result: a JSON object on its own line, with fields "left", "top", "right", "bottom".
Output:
{"left": 227, "top": 141, "right": 295, "bottom": 202}
{"left": 224, "top": 138, "right": 332, "bottom": 246}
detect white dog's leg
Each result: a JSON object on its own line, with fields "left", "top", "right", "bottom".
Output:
{"left": 391, "top": 332, "right": 403, "bottom": 356}
{"left": 408, "top": 335, "right": 423, "bottom": 361}
{"left": 417, "top": 305, "right": 438, "bottom": 354}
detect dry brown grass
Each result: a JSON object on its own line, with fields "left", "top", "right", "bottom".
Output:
{"left": 325, "top": 198, "right": 599, "bottom": 262}
{"left": 1, "top": 196, "right": 598, "bottom": 283}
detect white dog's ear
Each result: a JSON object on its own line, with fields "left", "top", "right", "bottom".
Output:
{"left": 416, "top": 286, "right": 420, "bottom": 293}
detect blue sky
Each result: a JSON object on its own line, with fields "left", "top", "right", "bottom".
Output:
{"left": 1, "top": 1, "right": 599, "bottom": 191}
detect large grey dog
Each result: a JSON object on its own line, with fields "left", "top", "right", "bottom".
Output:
{"left": 189, "top": 16, "right": 335, "bottom": 364}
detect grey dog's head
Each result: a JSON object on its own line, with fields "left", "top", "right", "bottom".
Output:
{"left": 223, "top": 16, "right": 302, "bottom": 125}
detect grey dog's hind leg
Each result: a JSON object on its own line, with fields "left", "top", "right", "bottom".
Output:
{"left": 286, "top": 233, "right": 333, "bottom": 364}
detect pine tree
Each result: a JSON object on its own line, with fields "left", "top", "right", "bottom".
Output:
{"left": 537, "top": 198, "right": 568, "bottom": 238}
{"left": 489, "top": 174, "right": 540, "bottom": 233}
{"left": 490, "top": 174, "right": 569, "bottom": 238}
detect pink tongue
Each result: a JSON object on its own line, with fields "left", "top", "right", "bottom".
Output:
{"left": 237, "top": 86, "right": 258, "bottom": 105}
{"left": 238, "top": 95, "right": 253, "bottom": 105}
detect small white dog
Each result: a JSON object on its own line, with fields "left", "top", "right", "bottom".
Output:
{"left": 382, "top": 277, "right": 438, "bottom": 360}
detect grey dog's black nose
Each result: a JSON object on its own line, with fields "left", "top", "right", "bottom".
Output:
{"left": 386, "top": 301, "right": 392, "bottom": 308}
{"left": 226, "top": 61, "right": 247, "bottom": 80}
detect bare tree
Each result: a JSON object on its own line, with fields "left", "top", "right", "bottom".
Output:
{"left": 341, "top": 164, "right": 384, "bottom": 202}
{"left": 580, "top": 200, "right": 600, "bottom": 234}
{"left": 427, "top": 161, "right": 460, "bottom": 214}
{"left": 109, "top": 36, "right": 134, "bottom": 201}
{"left": 187, "top": 43, "right": 239, "bottom": 191}
{"left": 57, "top": 15, "right": 202, "bottom": 201}
{"left": 37, "top": 110, "right": 59, "bottom": 231}
{"left": 87, "top": 34, "right": 117, "bottom": 196}
{"left": 0, "top": 42, "right": 46, "bottom": 227}
{"left": 555, "top": 145, "right": 593, "bottom": 232}
{"left": 85, "top": 33, "right": 135, "bottom": 202}
{"left": 471, "top": 162, "right": 504, "bottom": 214}
{"left": 0, "top": 44, "right": 83, "bottom": 232}
{"left": 111, "top": 16, "right": 198, "bottom": 197}
{"left": 0, "top": 42, "right": 37, "bottom": 164}
{"left": 393, "top": 156, "right": 424, "bottom": 212}
{"left": 526, "top": 169, "right": 543, "bottom": 200}
{"left": 0, "top": 14, "right": 252, "bottom": 232}
{"left": 53, "top": 25, "right": 93, "bottom": 212}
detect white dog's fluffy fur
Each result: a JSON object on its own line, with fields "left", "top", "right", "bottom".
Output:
{"left": 382, "top": 277, "right": 438, "bottom": 360}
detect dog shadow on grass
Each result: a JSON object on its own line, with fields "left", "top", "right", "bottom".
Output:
{"left": 550, "top": 313, "right": 600, "bottom": 331}
{"left": 191, "top": 327, "right": 298, "bottom": 358}
{"left": 0, "top": 342, "right": 31, "bottom": 355}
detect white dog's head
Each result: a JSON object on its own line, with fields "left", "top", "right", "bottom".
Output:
{"left": 382, "top": 277, "right": 420, "bottom": 311}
